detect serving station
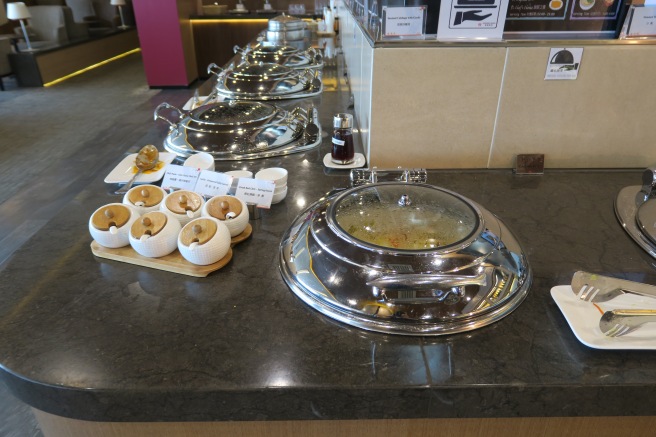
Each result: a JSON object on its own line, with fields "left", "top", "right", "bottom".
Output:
{"left": 4, "top": 6, "right": 656, "bottom": 437}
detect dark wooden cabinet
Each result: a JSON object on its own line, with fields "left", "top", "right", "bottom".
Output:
{"left": 192, "top": 18, "right": 269, "bottom": 77}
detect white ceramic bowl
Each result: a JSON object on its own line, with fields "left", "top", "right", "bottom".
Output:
{"left": 184, "top": 152, "right": 215, "bottom": 171}
{"left": 122, "top": 184, "right": 167, "bottom": 215}
{"left": 255, "top": 167, "right": 288, "bottom": 187}
{"left": 224, "top": 170, "right": 253, "bottom": 179}
{"left": 89, "top": 203, "right": 140, "bottom": 248}
{"left": 273, "top": 184, "right": 287, "bottom": 195}
{"left": 178, "top": 217, "right": 231, "bottom": 265}
{"left": 201, "top": 195, "right": 250, "bottom": 237}
{"left": 160, "top": 190, "right": 205, "bottom": 226}
{"left": 271, "top": 186, "right": 288, "bottom": 204}
{"left": 129, "top": 211, "right": 181, "bottom": 258}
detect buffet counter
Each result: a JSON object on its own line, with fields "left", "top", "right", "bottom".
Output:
{"left": 2, "top": 49, "right": 656, "bottom": 437}
{"left": 336, "top": 3, "right": 656, "bottom": 170}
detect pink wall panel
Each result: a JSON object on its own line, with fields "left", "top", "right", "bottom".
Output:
{"left": 133, "top": 0, "right": 191, "bottom": 87}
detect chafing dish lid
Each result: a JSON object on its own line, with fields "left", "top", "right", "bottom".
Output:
{"left": 268, "top": 14, "right": 307, "bottom": 31}
{"left": 230, "top": 62, "right": 295, "bottom": 78}
{"left": 331, "top": 184, "right": 481, "bottom": 251}
{"left": 186, "top": 101, "right": 278, "bottom": 129}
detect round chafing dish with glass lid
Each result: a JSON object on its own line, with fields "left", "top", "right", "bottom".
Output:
{"left": 154, "top": 100, "right": 320, "bottom": 160}
{"left": 280, "top": 181, "right": 532, "bottom": 335}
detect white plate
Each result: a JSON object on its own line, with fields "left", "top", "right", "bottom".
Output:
{"left": 104, "top": 153, "right": 176, "bottom": 184}
{"left": 323, "top": 153, "right": 366, "bottom": 169}
{"left": 551, "top": 285, "right": 656, "bottom": 350}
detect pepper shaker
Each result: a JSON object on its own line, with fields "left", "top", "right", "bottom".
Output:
{"left": 331, "top": 113, "right": 354, "bottom": 165}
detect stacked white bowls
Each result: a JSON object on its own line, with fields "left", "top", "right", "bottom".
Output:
{"left": 255, "top": 167, "right": 288, "bottom": 204}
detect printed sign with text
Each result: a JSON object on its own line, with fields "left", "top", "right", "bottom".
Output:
{"left": 437, "top": 0, "right": 510, "bottom": 40}
{"left": 234, "top": 177, "right": 275, "bottom": 209}
{"left": 161, "top": 164, "right": 200, "bottom": 192}
{"left": 382, "top": 6, "right": 427, "bottom": 37}
{"left": 544, "top": 47, "right": 583, "bottom": 80}
{"left": 194, "top": 171, "right": 233, "bottom": 198}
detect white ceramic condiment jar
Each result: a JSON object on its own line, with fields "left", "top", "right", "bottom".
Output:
{"left": 160, "top": 190, "right": 205, "bottom": 226}
{"left": 201, "top": 195, "right": 249, "bottom": 237}
{"left": 89, "top": 203, "right": 140, "bottom": 248}
{"left": 177, "top": 217, "right": 231, "bottom": 265}
{"left": 128, "top": 211, "right": 181, "bottom": 258}
{"left": 122, "top": 184, "right": 167, "bottom": 215}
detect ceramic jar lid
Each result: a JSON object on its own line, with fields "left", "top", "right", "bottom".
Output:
{"left": 205, "top": 196, "right": 243, "bottom": 220}
{"left": 90, "top": 204, "right": 132, "bottom": 231}
{"left": 179, "top": 218, "right": 218, "bottom": 246}
{"left": 127, "top": 186, "right": 164, "bottom": 207}
{"left": 130, "top": 212, "right": 168, "bottom": 239}
{"left": 165, "top": 191, "right": 203, "bottom": 215}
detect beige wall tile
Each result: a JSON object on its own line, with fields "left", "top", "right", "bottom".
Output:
{"left": 369, "top": 47, "right": 506, "bottom": 169}
{"left": 492, "top": 45, "right": 656, "bottom": 168}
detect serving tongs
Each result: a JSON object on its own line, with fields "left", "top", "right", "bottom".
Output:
{"left": 571, "top": 271, "right": 656, "bottom": 337}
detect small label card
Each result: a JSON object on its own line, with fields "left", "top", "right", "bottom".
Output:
{"left": 544, "top": 47, "right": 584, "bottom": 80}
{"left": 161, "top": 164, "right": 200, "bottom": 191}
{"left": 627, "top": 6, "right": 656, "bottom": 37}
{"left": 234, "top": 177, "right": 275, "bottom": 208}
{"left": 194, "top": 171, "right": 232, "bottom": 197}
{"left": 382, "top": 6, "right": 426, "bottom": 37}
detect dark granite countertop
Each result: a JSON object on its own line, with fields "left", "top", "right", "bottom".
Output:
{"left": 2, "top": 57, "right": 656, "bottom": 423}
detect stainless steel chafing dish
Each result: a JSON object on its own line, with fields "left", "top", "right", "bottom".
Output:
{"left": 208, "top": 61, "right": 322, "bottom": 100}
{"left": 616, "top": 168, "right": 656, "bottom": 259}
{"left": 265, "top": 13, "right": 311, "bottom": 45}
{"left": 234, "top": 43, "right": 323, "bottom": 69}
{"left": 280, "top": 177, "right": 532, "bottom": 335}
{"left": 154, "top": 100, "right": 320, "bottom": 160}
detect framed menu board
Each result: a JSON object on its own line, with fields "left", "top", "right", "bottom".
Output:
{"left": 503, "top": 0, "right": 630, "bottom": 37}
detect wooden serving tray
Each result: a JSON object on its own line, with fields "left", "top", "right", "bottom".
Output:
{"left": 90, "top": 241, "right": 232, "bottom": 277}
{"left": 231, "top": 223, "right": 252, "bottom": 246}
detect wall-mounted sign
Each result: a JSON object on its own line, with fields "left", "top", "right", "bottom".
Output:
{"left": 505, "top": 0, "right": 628, "bottom": 37}
{"left": 382, "top": 6, "right": 427, "bottom": 37}
{"left": 544, "top": 47, "right": 583, "bottom": 80}
{"left": 437, "top": 0, "right": 510, "bottom": 40}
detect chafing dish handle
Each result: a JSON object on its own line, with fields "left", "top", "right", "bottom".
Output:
{"left": 153, "top": 103, "right": 183, "bottom": 129}
{"left": 207, "top": 63, "right": 223, "bottom": 77}
{"left": 367, "top": 273, "right": 487, "bottom": 304}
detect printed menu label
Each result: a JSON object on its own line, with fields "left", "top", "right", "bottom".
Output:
{"left": 234, "top": 177, "right": 275, "bottom": 209}
{"left": 383, "top": 6, "right": 426, "bottom": 37}
{"left": 195, "top": 171, "right": 232, "bottom": 197}
{"left": 626, "top": 6, "right": 656, "bottom": 36}
{"left": 507, "top": 0, "right": 568, "bottom": 19}
{"left": 161, "top": 164, "right": 200, "bottom": 191}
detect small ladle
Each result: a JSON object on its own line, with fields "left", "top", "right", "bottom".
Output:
{"left": 115, "top": 145, "right": 159, "bottom": 195}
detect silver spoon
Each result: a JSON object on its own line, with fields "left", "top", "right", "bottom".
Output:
{"left": 115, "top": 145, "right": 159, "bottom": 195}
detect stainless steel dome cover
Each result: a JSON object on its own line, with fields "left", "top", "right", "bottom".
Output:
{"left": 209, "top": 61, "right": 321, "bottom": 99}
{"left": 154, "top": 101, "right": 320, "bottom": 160}
{"left": 280, "top": 182, "right": 532, "bottom": 336}
{"left": 235, "top": 44, "right": 322, "bottom": 69}
{"left": 268, "top": 13, "right": 307, "bottom": 31}
{"left": 615, "top": 168, "right": 656, "bottom": 260}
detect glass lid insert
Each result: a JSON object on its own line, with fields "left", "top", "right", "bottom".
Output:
{"left": 332, "top": 184, "right": 480, "bottom": 251}
{"left": 190, "top": 101, "right": 276, "bottom": 124}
